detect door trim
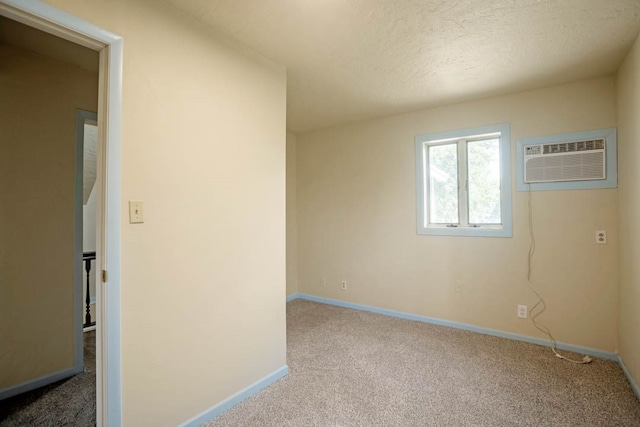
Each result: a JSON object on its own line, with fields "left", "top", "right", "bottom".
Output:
{"left": 0, "top": 2, "right": 123, "bottom": 426}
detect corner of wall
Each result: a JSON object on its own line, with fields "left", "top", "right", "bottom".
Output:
{"left": 286, "top": 131, "right": 298, "bottom": 296}
{"left": 615, "top": 31, "right": 640, "bottom": 395}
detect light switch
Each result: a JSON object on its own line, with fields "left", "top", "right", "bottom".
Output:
{"left": 129, "top": 201, "right": 144, "bottom": 224}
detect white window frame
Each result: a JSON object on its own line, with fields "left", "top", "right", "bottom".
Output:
{"left": 415, "top": 123, "right": 512, "bottom": 238}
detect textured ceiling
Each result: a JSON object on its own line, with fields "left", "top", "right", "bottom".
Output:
{"left": 164, "top": 0, "right": 640, "bottom": 133}
{"left": 83, "top": 124, "right": 98, "bottom": 205}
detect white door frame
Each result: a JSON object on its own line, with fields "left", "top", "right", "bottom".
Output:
{"left": 0, "top": 1, "right": 123, "bottom": 426}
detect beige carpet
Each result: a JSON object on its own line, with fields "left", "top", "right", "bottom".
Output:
{"left": 0, "top": 331, "right": 96, "bottom": 427}
{"left": 205, "top": 299, "right": 640, "bottom": 427}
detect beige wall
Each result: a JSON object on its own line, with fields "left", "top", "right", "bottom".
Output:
{"left": 0, "top": 44, "right": 98, "bottom": 389}
{"left": 617, "top": 35, "right": 640, "bottom": 386}
{"left": 287, "top": 132, "right": 298, "bottom": 296}
{"left": 43, "top": 0, "right": 288, "bottom": 425}
{"left": 297, "top": 76, "right": 618, "bottom": 352}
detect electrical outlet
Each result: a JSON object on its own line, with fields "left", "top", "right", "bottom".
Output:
{"left": 455, "top": 280, "right": 463, "bottom": 293}
{"left": 517, "top": 304, "right": 528, "bottom": 318}
{"left": 321, "top": 278, "right": 326, "bottom": 288}
{"left": 595, "top": 230, "right": 607, "bottom": 244}
{"left": 341, "top": 280, "right": 347, "bottom": 290}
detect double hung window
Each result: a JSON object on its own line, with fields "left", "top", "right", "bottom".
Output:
{"left": 415, "top": 123, "right": 512, "bottom": 237}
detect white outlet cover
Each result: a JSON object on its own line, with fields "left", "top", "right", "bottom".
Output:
{"left": 595, "top": 230, "right": 607, "bottom": 244}
{"left": 517, "top": 304, "right": 528, "bottom": 318}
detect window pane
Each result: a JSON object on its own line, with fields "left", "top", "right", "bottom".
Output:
{"left": 428, "top": 143, "right": 458, "bottom": 224}
{"left": 468, "top": 139, "right": 501, "bottom": 224}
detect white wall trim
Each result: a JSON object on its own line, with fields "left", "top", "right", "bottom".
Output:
{"left": 618, "top": 356, "right": 640, "bottom": 401}
{"left": 0, "top": 366, "right": 83, "bottom": 400}
{"left": 288, "top": 294, "right": 640, "bottom": 396}
{"left": 415, "top": 122, "right": 512, "bottom": 238}
{"left": 287, "top": 293, "right": 618, "bottom": 361}
{"left": 178, "top": 366, "right": 289, "bottom": 427}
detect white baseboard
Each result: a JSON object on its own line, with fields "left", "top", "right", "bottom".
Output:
{"left": 287, "top": 293, "right": 640, "bottom": 398}
{"left": 286, "top": 293, "right": 618, "bottom": 361}
{"left": 618, "top": 356, "right": 640, "bottom": 401}
{"left": 0, "top": 366, "right": 82, "bottom": 400}
{"left": 178, "top": 365, "right": 289, "bottom": 427}
{"left": 286, "top": 293, "right": 298, "bottom": 302}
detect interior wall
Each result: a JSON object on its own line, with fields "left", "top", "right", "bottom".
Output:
{"left": 287, "top": 132, "right": 298, "bottom": 296}
{"left": 296, "top": 76, "right": 618, "bottom": 352}
{"left": 0, "top": 44, "right": 98, "bottom": 389}
{"left": 45, "top": 0, "right": 287, "bottom": 425}
{"left": 617, "top": 34, "right": 640, "bottom": 386}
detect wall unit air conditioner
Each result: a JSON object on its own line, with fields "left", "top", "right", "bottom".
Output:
{"left": 523, "top": 139, "right": 606, "bottom": 184}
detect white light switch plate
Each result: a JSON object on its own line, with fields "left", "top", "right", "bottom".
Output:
{"left": 129, "top": 201, "right": 144, "bottom": 224}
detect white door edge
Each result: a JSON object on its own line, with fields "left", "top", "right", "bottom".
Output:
{"left": 0, "top": 2, "right": 123, "bottom": 426}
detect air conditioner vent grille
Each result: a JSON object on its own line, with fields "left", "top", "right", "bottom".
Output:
{"left": 524, "top": 138, "right": 606, "bottom": 183}
{"left": 517, "top": 127, "right": 616, "bottom": 191}
{"left": 542, "top": 139, "right": 605, "bottom": 155}
{"left": 525, "top": 152, "right": 605, "bottom": 183}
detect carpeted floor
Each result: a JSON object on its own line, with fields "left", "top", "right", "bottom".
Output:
{"left": 0, "top": 331, "right": 96, "bottom": 427}
{"left": 205, "top": 299, "right": 640, "bottom": 427}
{"left": 3, "top": 303, "right": 639, "bottom": 426}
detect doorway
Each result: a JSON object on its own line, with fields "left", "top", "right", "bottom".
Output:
{"left": 0, "top": 1, "right": 122, "bottom": 426}
{"left": 79, "top": 111, "right": 98, "bottom": 380}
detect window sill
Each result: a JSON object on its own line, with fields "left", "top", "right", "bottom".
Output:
{"left": 417, "top": 225, "right": 512, "bottom": 238}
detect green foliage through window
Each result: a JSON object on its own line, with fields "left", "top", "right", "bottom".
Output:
{"left": 467, "top": 139, "right": 501, "bottom": 224}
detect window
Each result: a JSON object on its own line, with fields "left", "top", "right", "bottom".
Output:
{"left": 415, "top": 123, "right": 512, "bottom": 237}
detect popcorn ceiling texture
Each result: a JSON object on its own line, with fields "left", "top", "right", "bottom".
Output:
{"left": 205, "top": 300, "right": 640, "bottom": 426}
{"left": 82, "top": 125, "right": 97, "bottom": 205}
{"left": 163, "top": 0, "right": 640, "bottom": 132}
